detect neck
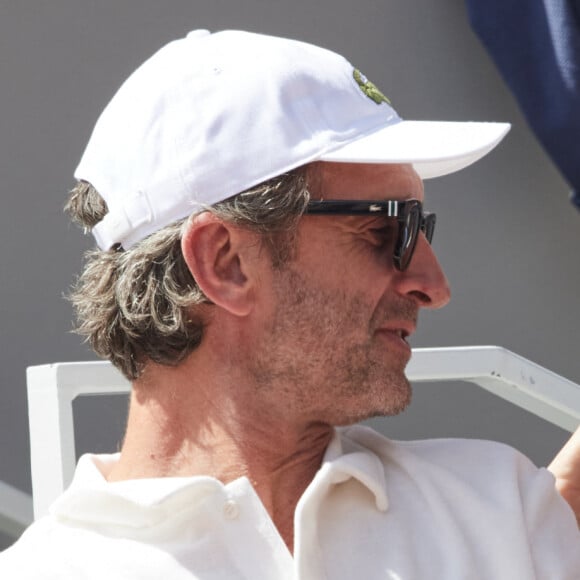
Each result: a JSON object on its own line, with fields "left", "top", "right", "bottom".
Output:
{"left": 107, "top": 353, "right": 333, "bottom": 552}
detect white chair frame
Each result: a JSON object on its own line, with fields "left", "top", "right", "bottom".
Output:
{"left": 0, "top": 480, "right": 33, "bottom": 541}
{"left": 25, "top": 346, "right": 580, "bottom": 520}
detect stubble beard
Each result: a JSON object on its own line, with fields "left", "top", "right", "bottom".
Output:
{"left": 248, "top": 267, "right": 416, "bottom": 426}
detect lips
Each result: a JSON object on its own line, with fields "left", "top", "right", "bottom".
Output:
{"left": 379, "top": 320, "right": 416, "bottom": 342}
{"left": 372, "top": 318, "right": 416, "bottom": 357}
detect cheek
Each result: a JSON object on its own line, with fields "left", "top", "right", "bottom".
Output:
{"left": 304, "top": 243, "right": 390, "bottom": 295}
{"left": 312, "top": 283, "right": 388, "bottom": 344}
{"left": 291, "top": 228, "right": 398, "bottom": 319}
{"left": 273, "top": 268, "right": 367, "bottom": 337}
{"left": 336, "top": 260, "right": 397, "bottom": 316}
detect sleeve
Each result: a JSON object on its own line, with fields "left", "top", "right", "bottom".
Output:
{"left": 519, "top": 462, "right": 580, "bottom": 578}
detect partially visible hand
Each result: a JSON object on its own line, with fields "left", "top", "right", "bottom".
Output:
{"left": 548, "top": 426, "right": 580, "bottom": 527}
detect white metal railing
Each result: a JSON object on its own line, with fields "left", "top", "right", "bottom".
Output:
{"left": 0, "top": 480, "right": 33, "bottom": 541}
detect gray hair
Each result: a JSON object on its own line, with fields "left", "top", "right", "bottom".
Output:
{"left": 66, "top": 167, "right": 311, "bottom": 380}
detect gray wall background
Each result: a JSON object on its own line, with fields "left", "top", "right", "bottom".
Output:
{"left": 1, "top": 0, "right": 579, "bottom": 549}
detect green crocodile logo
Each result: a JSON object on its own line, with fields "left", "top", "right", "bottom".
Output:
{"left": 353, "top": 69, "right": 391, "bottom": 106}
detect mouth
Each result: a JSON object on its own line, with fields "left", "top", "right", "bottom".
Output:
{"left": 374, "top": 319, "right": 416, "bottom": 354}
{"left": 393, "top": 328, "right": 409, "bottom": 341}
{"left": 375, "top": 327, "right": 414, "bottom": 356}
{"left": 382, "top": 320, "right": 415, "bottom": 340}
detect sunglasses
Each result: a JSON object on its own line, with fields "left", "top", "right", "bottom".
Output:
{"left": 304, "top": 199, "right": 435, "bottom": 271}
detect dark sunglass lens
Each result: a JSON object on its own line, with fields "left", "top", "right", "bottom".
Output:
{"left": 395, "top": 203, "right": 421, "bottom": 271}
{"left": 422, "top": 213, "right": 436, "bottom": 244}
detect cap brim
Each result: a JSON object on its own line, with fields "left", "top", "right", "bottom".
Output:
{"left": 319, "top": 120, "right": 510, "bottom": 179}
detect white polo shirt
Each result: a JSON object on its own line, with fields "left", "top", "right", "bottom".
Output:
{"left": 2, "top": 425, "right": 579, "bottom": 578}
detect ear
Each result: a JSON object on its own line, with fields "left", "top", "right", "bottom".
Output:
{"left": 181, "top": 213, "right": 257, "bottom": 317}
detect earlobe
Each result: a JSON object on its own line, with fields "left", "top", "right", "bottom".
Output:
{"left": 181, "top": 213, "right": 255, "bottom": 317}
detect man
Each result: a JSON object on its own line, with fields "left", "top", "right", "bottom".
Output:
{"left": 2, "top": 30, "right": 579, "bottom": 578}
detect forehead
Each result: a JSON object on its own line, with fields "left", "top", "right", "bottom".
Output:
{"left": 309, "top": 161, "right": 424, "bottom": 202}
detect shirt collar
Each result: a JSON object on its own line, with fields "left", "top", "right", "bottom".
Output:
{"left": 51, "top": 425, "right": 389, "bottom": 527}
{"left": 51, "top": 453, "right": 228, "bottom": 527}
{"left": 318, "top": 426, "right": 389, "bottom": 511}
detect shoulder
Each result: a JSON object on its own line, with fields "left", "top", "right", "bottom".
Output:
{"left": 339, "top": 424, "right": 557, "bottom": 504}
{"left": 341, "top": 426, "right": 580, "bottom": 554}
{"left": 0, "top": 518, "right": 66, "bottom": 579}
{"left": 340, "top": 423, "right": 533, "bottom": 469}
{"left": 335, "top": 426, "right": 580, "bottom": 575}
{"left": 1, "top": 513, "right": 126, "bottom": 579}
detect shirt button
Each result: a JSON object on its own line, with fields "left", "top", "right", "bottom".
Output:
{"left": 223, "top": 499, "right": 240, "bottom": 520}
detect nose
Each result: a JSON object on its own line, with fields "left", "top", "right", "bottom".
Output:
{"left": 395, "top": 234, "right": 451, "bottom": 309}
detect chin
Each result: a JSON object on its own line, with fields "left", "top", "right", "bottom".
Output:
{"left": 327, "top": 382, "right": 413, "bottom": 427}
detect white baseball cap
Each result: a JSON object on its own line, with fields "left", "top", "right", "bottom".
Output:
{"left": 75, "top": 29, "right": 510, "bottom": 250}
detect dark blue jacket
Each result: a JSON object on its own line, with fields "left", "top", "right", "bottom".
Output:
{"left": 466, "top": 0, "right": 580, "bottom": 209}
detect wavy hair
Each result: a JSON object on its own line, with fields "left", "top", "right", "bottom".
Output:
{"left": 66, "top": 167, "right": 311, "bottom": 380}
